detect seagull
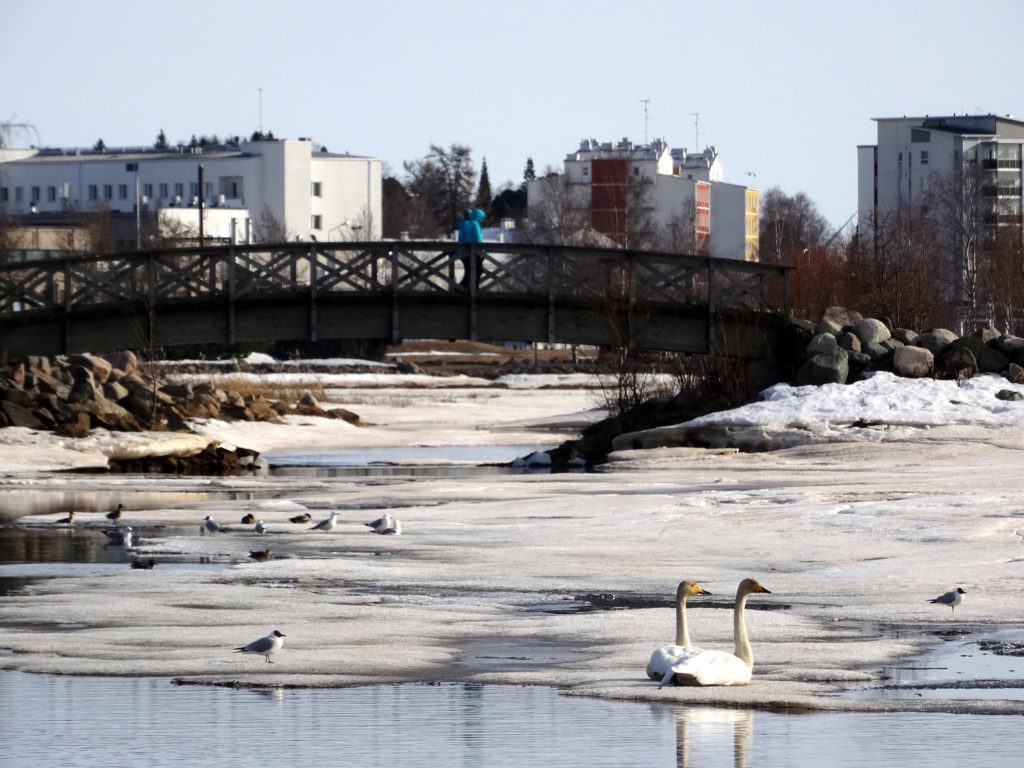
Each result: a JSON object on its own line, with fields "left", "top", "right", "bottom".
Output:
{"left": 106, "top": 503, "right": 125, "bottom": 521}
{"left": 234, "top": 629, "right": 286, "bottom": 663}
{"left": 379, "top": 519, "right": 401, "bottom": 535}
{"left": 130, "top": 559, "right": 156, "bottom": 569}
{"left": 289, "top": 512, "right": 313, "bottom": 524}
{"left": 56, "top": 511, "right": 75, "bottom": 524}
{"left": 103, "top": 526, "right": 133, "bottom": 547}
{"left": 929, "top": 587, "right": 966, "bottom": 613}
{"left": 310, "top": 511, "right": 337, "bottom": 532}
{"left": 254, "top": 520, "right": 266, "bottom": 534}
{"left": 365, "top": 513, "right": 394, "bottom": 533}
{"left": 204, "top": 516, "right": 222, "bottom": 535}
{"left": 241, "top": 513, "right": 256, "bottom": 525}
{"left": 249, "top": 549, "right": 272, "bottom": 562}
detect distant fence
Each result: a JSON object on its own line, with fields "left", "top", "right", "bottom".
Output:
{"left": 0, "top": 241, "right": 793, "bottom": 359}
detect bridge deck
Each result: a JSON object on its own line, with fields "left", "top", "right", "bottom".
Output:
{"left": 0, "top": 241, "right": 791, "bottom": 359}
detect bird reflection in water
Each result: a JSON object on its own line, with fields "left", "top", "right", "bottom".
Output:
{"left": 674, "top": 707, "right": 753, "bottom": 768}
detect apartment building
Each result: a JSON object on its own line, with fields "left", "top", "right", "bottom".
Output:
{"left": 858, "top": 113, "right": 1024, "bottom": 229}
{"left": 530, "top": 137, "right": 758, "bottom": 261}
{"left": 0, "top": 137, "right": 382, "bottom": 247}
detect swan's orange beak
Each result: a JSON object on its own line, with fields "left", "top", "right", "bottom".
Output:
{"left": 755, "top": 583, "right": 772, "bottom": 594}
{"left": 696, "top": 585, "right": 712, "bottom": 595}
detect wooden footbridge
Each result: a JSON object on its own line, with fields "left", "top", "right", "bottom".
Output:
{"left": 0, "top": 241, "right": 793, "bottom": 359}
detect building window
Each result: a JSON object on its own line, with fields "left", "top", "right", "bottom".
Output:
{"left": 921, "top": 150, "right": 929, "bottom": 165}
{"left": 159, "top": 183, "right": 169, "bottom": 199}
{"left": 103, "top": 184, "right": 113, "bottom": 200}
{"left": 31, "top": 186, "right": 40, "bottom": 202}
{"left": 47, "top": 186, "right": 57, "bottom": 202}
{"left": 633, "top": 166, "right": 640, "bottom": 176}
{"left": 88, "top": 185, "right": 98, "bottom": 200}
{"left": 311, "top": 215, "right": 322, "bottom": 230}
{"left": 15, "top": 187, "right": 23, "bottom": 202}
{"left": 118, "top": 184, "right": 128, "bottom": 200}
{"left": 143, "top": 183, "right": 154, "bottom": 198}
{"left": 582, "top": 167, "right": 589, "bottom": 178}
{"left": 190, "top": 183, "right": 199, "bottom": 199}
{"left": 312, "top": 182, "right": 322, "bottom": 197}
{"left": 0, "top": 187, "right": 7, "bottom": 203}
{"left": 205, "top": 182, "right": 214, "bottom": 199}
{"left": 174, "top": 182, "right": 184, "bottom": 198}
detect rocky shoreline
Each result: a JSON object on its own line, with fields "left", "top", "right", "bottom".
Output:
{"left": 0, "top": 351, "right": 359, "bottom": 474}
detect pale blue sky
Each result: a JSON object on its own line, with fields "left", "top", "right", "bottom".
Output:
{"left": 3, "top": 0, "right": 1023, "bottom": 231}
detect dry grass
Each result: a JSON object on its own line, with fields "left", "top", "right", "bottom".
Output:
{"left": 187, "top": 375, "right": 330, "bottom": 402}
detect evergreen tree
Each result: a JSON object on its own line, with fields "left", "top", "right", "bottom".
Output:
{"left": 93, "top": 138, "right": 106, "bottom": 151}
{"left": 474, "top": 158, "right": 492, "bottom": 213}
{"left": 523, "top": 157, "right": 536, "bottom": 186}
{"left": 154, "top": 130, "right": 169, "bottom": 150}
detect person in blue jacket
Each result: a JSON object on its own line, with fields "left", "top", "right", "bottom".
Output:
{"left": 457, "top": 208, "right": 485, "bottom": 287}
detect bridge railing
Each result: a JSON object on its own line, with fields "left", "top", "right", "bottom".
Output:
{"left": 0, "top": 241, "right": 790, "bottom": 317}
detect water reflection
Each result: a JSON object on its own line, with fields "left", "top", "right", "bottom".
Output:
{"left": 0, "top": 489, "right": 231, "bottom": 523}
{"left": 674, "top": 707, "right": 752, "bottom": 768}
{"left": 4, "top": 674, "right": 1024, "bottom": 767}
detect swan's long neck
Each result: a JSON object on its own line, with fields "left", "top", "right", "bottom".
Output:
{"left": 674, "top": 592, "right": 690, "bottom": 646}
{"left": 732, "top": 589, "right": 753, "bottom": 669}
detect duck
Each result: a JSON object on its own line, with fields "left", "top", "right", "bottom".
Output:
{"left": 55, "top": 511, "right": 75, "bottom": 524}
{"left": 656, "top": 577, "right": 771, "bottom": 688}
{"left": 646, "top": 580, "right": 711, "bottom": 682}
{"left": 130, "top": 559, "right": 156, "bottom": 569}
{"left": 234, "top": 629, "right": 285, "bottom": 663}
{"left": 249, "top": 549, "right": 272, "bottom": 562}
{"left": 106, "top": 503, "right": 125, "bottom": 521}
{"left": 929, "top": 587, "right": 966, "bottom": 613}
{"left": 289, "top": 512, "right": 313, "bottom": 524}
{"left": 241, "top": 513, "right": 256, "bottom": 525}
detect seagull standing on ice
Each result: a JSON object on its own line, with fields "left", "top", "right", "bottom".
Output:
{"left": 234, "top": 629, "right": 286, "bottom": 663}
{"left": 310, "top": 511, "right": 337, "bottom": 532}
{"left": 204, "top": 516, "right": 222, "bottom": 535}
{"left": 254, "top": 520, "right": 266, "bottom": 534}
{"left": 365, "top": 513, "right": 401, "bottom": 534}
{"left": 929, "top": 587, "right": 966, "bottom": 613}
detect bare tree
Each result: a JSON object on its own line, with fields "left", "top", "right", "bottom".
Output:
{"left": 522, "top": 170, "right": 591, "bottom": 245}
{"left": 758, "top": 187, "right": 830, "bottom": 265}
{"left": 253, "top": 205, "right": 288, "bottom": 243}
{"left": 402, "top": 144, "right": 476, "bottom": 237}
{"left": 849, "top": 208, "right": 951, "bottom": 329}
{"left": 656, "top": 195, "right": 702, "bottom": 255}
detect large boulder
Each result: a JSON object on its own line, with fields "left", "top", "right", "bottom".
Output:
{"left": 856, "top": 318, "right": 891, "bottom": 345}
{"left": 893, "top": 346, "right": 934, "bottom": 378}
{"left": 68, "top": 354, "right": 113, "bottom": 384}
{"left": 942, "top": 336, "right": 1009, "bottom": 374}
{"left": 796, "top": 347, "right": 849, "bottom": 385}
{"left": 917, "top": 328, "right": 959, "bottom": 354}
{"left": 822, "top": 306, "right": 863, "bottom": 328}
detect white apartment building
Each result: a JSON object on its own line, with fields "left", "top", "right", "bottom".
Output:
{"left": 0, "top": 138, "right": 382, "bottom": 244}
{"left": 530, "top": 137, "right": 758, "bottom": 261}
{"left": 858, "top": 114, "right": 1024, "bottom": 228}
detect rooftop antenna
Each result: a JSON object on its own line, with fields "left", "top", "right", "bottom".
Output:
{"left": 258, "top": 88, "right": 263, "bottom": 134}
{"left": 691, "top": 112, "right": 700, "bottom": 150}
{"left": 641, "top": 98, "right": 651, "bottom": 143}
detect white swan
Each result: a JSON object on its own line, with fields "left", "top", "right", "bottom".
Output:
{"left": 657, "top": 577, "right": 771, "bottom": 688}
{"left": 646, "top": 580, "right": 711, "bottom": 681}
